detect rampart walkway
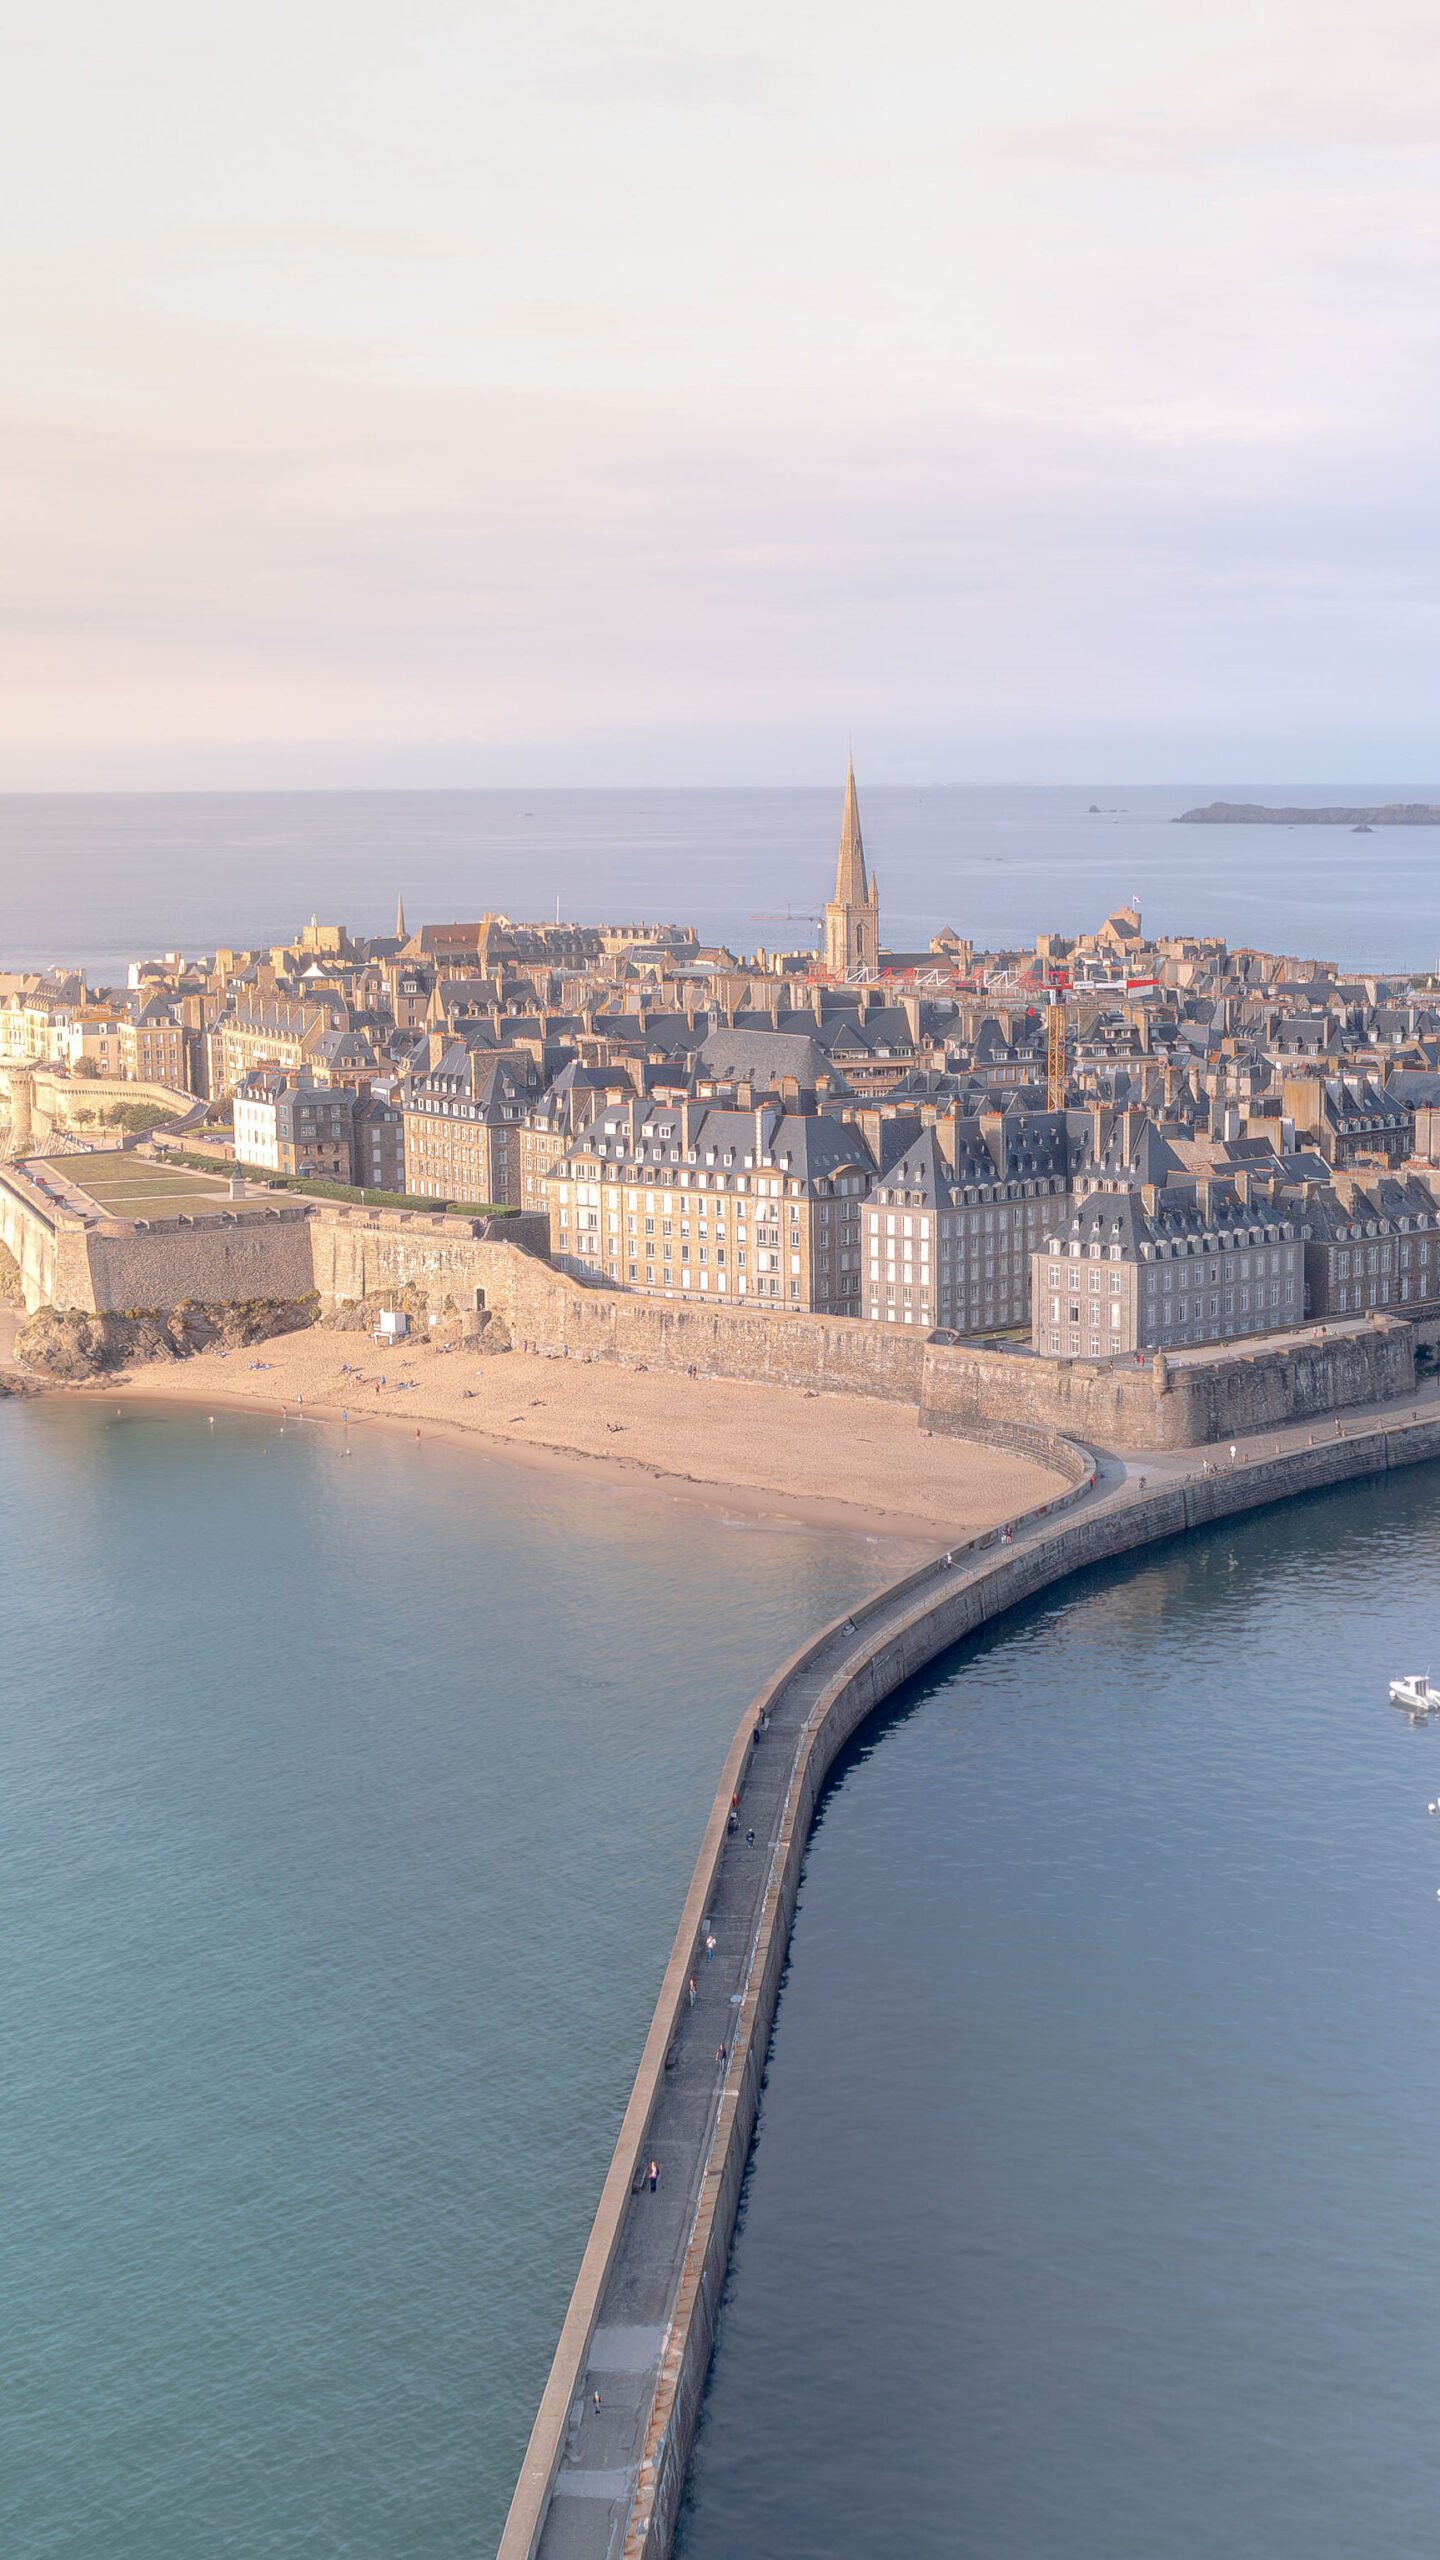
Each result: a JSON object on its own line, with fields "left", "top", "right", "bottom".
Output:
{"left": 498, "top": 1394, "right": 1440, "bottom": 2560}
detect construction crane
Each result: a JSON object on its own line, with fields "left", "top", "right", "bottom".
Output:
{"left": 1047, "top": 986, "right": 1069, "bottom": 1113}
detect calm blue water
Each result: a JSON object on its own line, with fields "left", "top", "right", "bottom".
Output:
{"left": 0, "top": 1396, "right": 889, "bottom": 2559}
{"left": 1, "top": 784, "right": 1437, "bottom": 979}
{"left": 678, "top": 1467, "right": 1440, "bottom": 2560}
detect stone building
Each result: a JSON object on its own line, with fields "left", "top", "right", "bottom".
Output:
{"left": 1300, "top": 1172, "right": 1440, "bottom": 1318}
{"left": 518, "top": 1062, "right": 634, "bottom": 1217}
{"left": 233, "top": 1072, "right": 355, "bottom": 1180}
{"left": 401, "top": 1044, "right": 538, "bottom": 1206}
{"left": 1031, "top": 1176, "right": 1305, "bottom": 1360}
{"left": 121, "top": 1001, "right": 190, "bottom": 1088}
{"left": 863, "top": 1109, "right": 1071, "bottom": 1332}
{"left": 1281, "top": 1072, "right": 1412, "bottom": 1167}
{"left": 352, "top": 1088, "right": 405, "bottom": 1192}
{"left": 546, "top": 1095, "right": 874, "bottom": 1312}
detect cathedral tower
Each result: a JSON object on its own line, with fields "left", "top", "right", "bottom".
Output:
{"left": 822, "top": 756, "right": 880, "bottom": 978}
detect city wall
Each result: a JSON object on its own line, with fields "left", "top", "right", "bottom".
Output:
{"left": 310, "top": 1217, "right": 1417, "bottom": 1450}
{"left": 83, "top": 1207, "right": 317, "bottom": 1313}
{"left": 0, "top": 1168, "right": 63, "bottom": 1308}
{"left": 499, "top": 1410, "right": 1440, "bottom": 2560}
{"left": 0, "top": 1064, "right": 194, "bottom": 1148}
{"left": 1, "top": 1186, "right": 1422, "bottom": 1448}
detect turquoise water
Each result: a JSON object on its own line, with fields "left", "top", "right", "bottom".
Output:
{"left": 677, "top": 1468, "right": 1440, "bottom": 2559}
{"left": 0, "top": 1397, "right": 889, "bottom": 2558}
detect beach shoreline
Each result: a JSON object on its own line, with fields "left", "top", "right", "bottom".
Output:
{"left": 41, "top": 1327, "right": 1068, "bottom": 1548}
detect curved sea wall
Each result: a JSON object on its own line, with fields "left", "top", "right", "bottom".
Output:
{"left": 498, "top": 1407, "right": 1440, "bottom": 2560}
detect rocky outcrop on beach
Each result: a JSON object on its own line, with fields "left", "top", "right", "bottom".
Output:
{"left": 319, "top": 1285, "right": 511, "bottom": 1352}
{"left": 17, "top": 1296, "right": 316, "bottom": 1380}
{"left": 1177, "top": 801, "right": 1440, "bottom": 825}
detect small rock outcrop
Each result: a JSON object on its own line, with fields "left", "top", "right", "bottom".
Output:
{"left": 17, "top": 1296, "right": 317, "bottom": 1380}
{"left": 319, "top": 1287, "right": 511, "bottom": 1352}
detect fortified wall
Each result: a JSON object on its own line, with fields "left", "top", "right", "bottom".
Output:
{"left": 83, "top": 1206, "right": 318, "bottom": 1313}
{"left": 308, "top": 1213, "right": 1416, "bottom": 1450}
{"left": 0, "top": 1177, "right": 1421, "bottom": 1449}
{"left": 0, "top": 1064, "right": 194, "bottom": 1149}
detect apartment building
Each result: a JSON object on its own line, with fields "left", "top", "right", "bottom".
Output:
{"left": 546, "top": 1097, "right": 874, "bottom": 1312}
{"left": 862, "top": 1109, "right": 1071, "bottom": 1331}
{"left": 122, "top": 1003, "right": 190, "bottom": 1087}
{"left": 352, "top": 1088, "right": 406, "bottom": 1192}
{"left": 233, "top": 1072, "right": 354, "bottom": 1179}
{"left": 1301, "top": 1172, "right": 1440, "bottom": 1318}
{"left": 401, "top": 1045, "right": 538, "bottom": 1206}
{"left": 1031, "top": 1177, "right": 1304, "bottom": 1359}
{"left": 210, "top": 998, "right": 344, "bottom": 1095}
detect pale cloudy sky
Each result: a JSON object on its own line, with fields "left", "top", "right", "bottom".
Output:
{"left": 2, "top": 0, "right": 1437, "bottom": 785}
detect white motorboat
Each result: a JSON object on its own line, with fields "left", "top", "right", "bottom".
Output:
{"left": 1389, "top": 1674, "right": 1437, "bottom": 1712}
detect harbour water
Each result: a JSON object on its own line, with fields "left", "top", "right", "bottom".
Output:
{"left": 1, "top": 782, "right": 1435, "bottom": 979}
{"left": 0, "top": 1397, "right": 891, "bottom": 2559}
{"left": 677, "top": 1465, "right": 1440, "bottom": 2560}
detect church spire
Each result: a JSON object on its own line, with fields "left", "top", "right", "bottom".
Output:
{"left": 833, "top": 754, "right": 868, "bottom": 908}
{"left": 395, "top": 891, "right": 408, "bottom": 943}
{"left": 822, "top": 754, "right": 881, "bottom": 980}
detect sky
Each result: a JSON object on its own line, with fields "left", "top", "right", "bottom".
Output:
{"left": 2, "top": 0, "right": 1438, "bottom": 788}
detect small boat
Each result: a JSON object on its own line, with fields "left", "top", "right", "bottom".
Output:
{"left": 1389, "top": 1673, "right": 1437, "bottom": 1712}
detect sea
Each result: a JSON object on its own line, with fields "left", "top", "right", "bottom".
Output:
{"left": 1, "top": 783, "right": 1438, "bottom": 981}
{"left": 7, "top": 786, "right": 1440, "bottom": 2559}
{"left": 0, "top": 1396, "right": 893, "bottom": 2559}
{"left": 677, "top": 1465, "right": 1440, "bottom": 2560}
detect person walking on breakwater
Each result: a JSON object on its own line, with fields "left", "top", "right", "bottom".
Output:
{"left": 648, "top": 2160, "right": 659, "bottom": 2193}
{"left": 704, "top": 1932, "right": 717, "bottom": 1962}
{"left": 687, "top": 1976, "right": 696, "bottom": 2007}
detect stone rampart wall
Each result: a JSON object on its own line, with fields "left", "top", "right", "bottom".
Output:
{"left": 3, "top": 1188, "right": 1423, "bottom": 1449}
{"left": 0, "top": 1169, "right": 62, "bottom": 1309}
{"left": 318, "top": 1231, "right": 1414, "bottom": 1451}
{"left": 919, "top": 1319, "right": 1415, "bottom": 1450}
{"left": 82, "top": 1208, "right": 317, "bottom": 1314}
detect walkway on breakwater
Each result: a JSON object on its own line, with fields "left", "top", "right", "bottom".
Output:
{"left": 498, "top": 1393, "right": 1440, "bottom": 2560}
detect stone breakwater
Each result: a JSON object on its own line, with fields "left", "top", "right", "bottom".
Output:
{"left": 496, "top": 1408, "right": 1440, "bottom": 2560}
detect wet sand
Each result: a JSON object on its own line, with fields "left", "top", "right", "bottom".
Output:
{"left": 98, "top": 1325, "right": 1066, "bottom": 1543}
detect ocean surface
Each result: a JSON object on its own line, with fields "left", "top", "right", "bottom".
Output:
{"left": 2, "top": 784, "right": 1438, "bottom": 981}
{"left": 677, "top": 1465, "right": 1440, "bottom": 2560}
{"left": 0, "top": 1396, "right": 891, "bottom": 2560}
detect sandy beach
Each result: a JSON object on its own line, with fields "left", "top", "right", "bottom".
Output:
{"left": 88, "top": 1325, "right": 1067, "bottom": 1542}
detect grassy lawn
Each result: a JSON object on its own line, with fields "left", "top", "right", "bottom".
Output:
{"left": 35, "top": 1153, "right": 239, "bottom": 1218}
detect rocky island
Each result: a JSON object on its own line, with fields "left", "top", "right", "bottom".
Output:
{"left": 1177, "top": 800, "right": 1440, "bottom": 824}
